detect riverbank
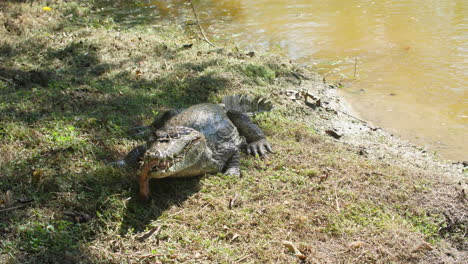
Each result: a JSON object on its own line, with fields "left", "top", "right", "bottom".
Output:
{"left": 0, "top": 1, "right": 466, "bottom": 263}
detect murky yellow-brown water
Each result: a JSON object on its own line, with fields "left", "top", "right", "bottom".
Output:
{"left": 99, "top": 0, "right": 468, "bottom": 161}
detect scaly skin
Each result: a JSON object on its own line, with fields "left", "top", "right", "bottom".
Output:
{"left": 121, "top": 103, "right": 272, "bottom": 200}
{"left": 227, "top": 110, "right": 273, "bottom": 156}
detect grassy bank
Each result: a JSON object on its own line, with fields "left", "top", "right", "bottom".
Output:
{"left": 0, "top": 1, "right": 466, "bottom": 263}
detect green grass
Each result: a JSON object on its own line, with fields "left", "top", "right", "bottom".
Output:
{"left": 0, "top": 1, "right": 465, "bottom": 263}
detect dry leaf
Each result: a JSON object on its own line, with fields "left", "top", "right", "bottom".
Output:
{"left": 411, "top": 242, "right": 433, "bottom": 253}
{"left": 348, "top": 241, "right": 364, "bottom": 249}
{"left": 282, "top": 240, "right": 306, "bottom": 260}
{"left": 231, "top": 233, "right": 240, "bottom": 242}
{"left": 325, "top": 129, "right": 342, "bottom": 139}
{"left": 228, "top": 193, "right": 239, "bottom": 209}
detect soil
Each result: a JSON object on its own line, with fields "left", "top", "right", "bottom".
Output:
{"left": 302, "top": 77, "right": 465, "bottom": 177}
{"left": 273, "top": 72, "right": 468, "bottom": 260}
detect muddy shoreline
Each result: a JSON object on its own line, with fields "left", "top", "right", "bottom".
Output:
{"left": 278, "top": 73, "right": 466, "bottom": 177}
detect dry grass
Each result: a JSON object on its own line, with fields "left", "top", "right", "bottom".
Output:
{"left": 0, "top": 1, "right": 466, "bottom": 263}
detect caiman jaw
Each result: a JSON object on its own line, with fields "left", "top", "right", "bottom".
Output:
{"left": 139, "top": 126, "right": 206, "bottom": 200}
{"left": 143, "top": 158, "right": 173, "bottom": 173}
{"left": 141, "top": 126, "right": 206, "bottom": 175}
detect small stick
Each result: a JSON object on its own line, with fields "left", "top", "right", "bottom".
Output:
{"left": 188, "top": 0, "right": 216, "bottom": 47}
{"left": 0, "top": 204, "right": 28, "bottom": 213}
{"left": 333, "top": 108, "right": 368, "bottom": 124}
{"left": 8, "top": 252, "right": 20, "bottom": 264}
{"left": 136, "top": 226, "right": 162, "bottom": 242}
{"left": 334, "top": 186, "right": 341, "bottom": 213}
{"left": 0, "top": 76, "right": 14, "bottom": 85}
{"left": 234, "top": 254, "right": 252, "bottom": 263}
{"left": 282, "top": 240, "right": 307, "bottom": 260}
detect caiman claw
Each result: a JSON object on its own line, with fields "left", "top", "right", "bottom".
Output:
{"left": 246, "top": 139, "right": 273, "bottom": 157}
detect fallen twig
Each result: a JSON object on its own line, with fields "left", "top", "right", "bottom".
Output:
{"left": 188, "top": 0, "right": 215, "bottom": 47}
{"left": 7, "top": 252, "right": 20, "bottom": 264}
{"left": 0, "top": 76, "right": 14, "bottom": 85}
{"left": 93, "top": 248, "right": 167, "bottom": 260}
{"left": 234, "top": 254, "right": 251, "bottom": 263}
{"left": 230, "top": 233, "right": 241, "bottom": 242}
{"left": 136, "top": 226, "right": 162, "bottom": 242}
{"left": 328, "top": 106, "right": 367, "bottom": 124}
{"left": 64, "top": 210, "right": 92, "bottom": 223}
{"left": 0, "top": 204, "right": 29, "bottom": 213}
{"left": 334, "top": 186, "right": 341, "bottom": 213}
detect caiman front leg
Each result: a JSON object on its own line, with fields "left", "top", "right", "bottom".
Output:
{"left": 120, "top": 144, "right": 153, "bottom": 200}
{"left": 227, "top": 110, "right": 273, "bottom": 157}
{"left": 224, "top": 150, "right": 241, "bottom": 176}
{"left": 124, "top": 145, "right": 147, "bottom": 167}
{"left": 111, "top": 144, "right": 147, "bottom": 168}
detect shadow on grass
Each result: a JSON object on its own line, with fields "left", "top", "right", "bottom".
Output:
{"left": 120, "top": 176, "right": 202, "bottom": 233}
{"left": 0, "top": 39, "right": 233, "bottom": 124}
{"left": 0, "top": 0, "right": 257, "bottom": 261}
{"left": 0, "top": 21, "right": 231, "bottom": 264}
{"left": 1, "top": 147, "right": 203, "bottom": 263}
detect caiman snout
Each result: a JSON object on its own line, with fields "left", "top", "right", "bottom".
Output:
{"left": 144, "top": 126, "right": 204, "bottom": 165}
{"left": 139, "top": 126, "right": 207, "bottom": 200}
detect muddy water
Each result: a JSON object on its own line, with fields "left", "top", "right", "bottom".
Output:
{"left": 97, "top": 0, "right": 467, "bottom": 161}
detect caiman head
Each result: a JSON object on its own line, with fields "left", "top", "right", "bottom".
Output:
{"left": 141, "top": 126, "right": 210, "bottom": 179}
{"left": 139, "top": 126, "right": 211, "bottom": 200}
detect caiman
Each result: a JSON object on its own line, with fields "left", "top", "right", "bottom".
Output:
{"left": 117, "top": 97, "right": 273, "bottom": 200}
